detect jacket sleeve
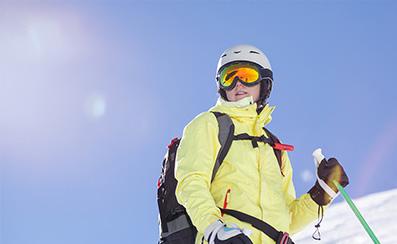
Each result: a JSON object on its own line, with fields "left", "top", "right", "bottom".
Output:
{"left": 281, "top": 151, "right": 322, "bottom": 234}
{"left": 175, "top": 112, "right": 223, "bottom": 234}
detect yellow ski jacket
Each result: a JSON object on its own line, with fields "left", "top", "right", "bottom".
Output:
{"left": 175, "top": 99, "right": 320, "bottom": 243}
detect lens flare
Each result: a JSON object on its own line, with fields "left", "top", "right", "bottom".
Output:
{"left": 301, "top": 169, "right": 314, "bottom": 183}
{"left": 355, "top": 118, "right": 397, "bottom": 196}
{"left": 84, "top": 93, "right": 107, "bottom": 119}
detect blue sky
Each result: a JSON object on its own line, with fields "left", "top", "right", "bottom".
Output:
{"left": 1, "top": 1, "right": 396, "bottom": 243}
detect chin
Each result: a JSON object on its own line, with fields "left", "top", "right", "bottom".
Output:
{"left": 235, "top": 95, "right": 249, "bottom": 100}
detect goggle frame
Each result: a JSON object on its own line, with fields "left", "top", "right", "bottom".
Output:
{"left": 217, "top": 62, "right": 267, "bottom": 91}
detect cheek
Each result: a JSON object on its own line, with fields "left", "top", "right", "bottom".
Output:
{"left": 254, "top": 86, "right": 261, "bottom": 97}
{"left": 248, "top": 85, "right": 261, "bottom": 100}
{"left": 225, "top": 90, "right": 234, "bottom": 101}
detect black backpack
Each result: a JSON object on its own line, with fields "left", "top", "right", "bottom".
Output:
{"left": 157, "top": 112, "right": 294, "bottom": 244}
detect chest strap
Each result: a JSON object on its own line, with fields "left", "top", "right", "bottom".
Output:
{"left": 234, "top": 133, "right": 272, "bottom": 148}
{"left": 234, "top": 133, "right": 294, "bottom": 152}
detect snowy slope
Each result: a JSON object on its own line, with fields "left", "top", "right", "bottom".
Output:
{"left": 292, "top": 188, "right": 397, "bottom": 243}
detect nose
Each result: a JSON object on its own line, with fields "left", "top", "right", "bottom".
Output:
{"left": 235, "top": 80, "right": 243, "bottom": 88}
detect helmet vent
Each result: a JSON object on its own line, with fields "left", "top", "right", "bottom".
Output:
{"left": 221, "top": 54, "right": 227, "bottom": 57}
{"left": 234, "top": 51, "right": 241, "bottom": 54}
{"left": 249, "top": 50, "right": 260, "bottom": 54}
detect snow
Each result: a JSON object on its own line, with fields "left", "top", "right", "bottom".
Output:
{"left": 292, "top": 188, "right": 397, "bottom": 243}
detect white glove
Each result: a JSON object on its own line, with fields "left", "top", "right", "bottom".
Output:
{"left": 204, "top": 220, "right": 252, "bottom": 244}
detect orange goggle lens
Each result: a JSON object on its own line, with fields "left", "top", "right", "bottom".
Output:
{"left": 219, "top": 63, "right": 260, "bottom": 89}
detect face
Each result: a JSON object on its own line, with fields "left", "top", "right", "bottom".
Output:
{"left": 225, "top": 81, "right": 261, "bottom": 102}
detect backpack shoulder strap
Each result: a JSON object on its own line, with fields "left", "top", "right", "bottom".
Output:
{"left": 210, "top": 111, "right": 235, "bottom": 182}
{"left": 263, "top": 127, "right": 284, "bottom": 176}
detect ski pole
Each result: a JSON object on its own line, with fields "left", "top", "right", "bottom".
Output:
{"left": 312, "top": 149, "right": 380, "bottom": 244}
{"left": 333, "top": 180, "right": 380, "bottom": 244}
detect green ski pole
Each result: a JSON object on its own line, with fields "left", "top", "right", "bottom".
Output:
{"left": 333, "top": 180, "right": 380, "bottom": 244}
{"left": 312, "top": 148, "right": 380, "bottom": 244}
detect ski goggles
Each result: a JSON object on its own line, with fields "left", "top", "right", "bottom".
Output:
{"left": 217, "top": 62, "right": 264, "bottom": 90}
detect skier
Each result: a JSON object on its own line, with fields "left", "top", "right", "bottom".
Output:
{"left": 174, "top": 44, "right": 349, "bottom": 244}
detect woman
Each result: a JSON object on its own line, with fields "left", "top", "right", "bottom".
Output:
{"left": 175, "top": 44, "right": 349, "bottom": 244}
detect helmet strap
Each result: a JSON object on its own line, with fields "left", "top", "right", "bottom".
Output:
{"left": 218, "top": 87, "right": 229, "bottom": 101}
{"left": 256, "top": 79, "right": 272, "bottom": 114}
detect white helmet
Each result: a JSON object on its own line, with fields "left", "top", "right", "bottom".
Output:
{"left": 216, "top": 44, "right": 272, "bottom": 74}
{"left": 216, "top": 44, "right": 273, "bottom": 104}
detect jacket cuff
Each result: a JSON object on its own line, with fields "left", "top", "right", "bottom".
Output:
{"left": 195, "top": 213, "right": 223, "bottom": 234}
{"left": 308, "top": 181, "right": 333, "bottom": 206}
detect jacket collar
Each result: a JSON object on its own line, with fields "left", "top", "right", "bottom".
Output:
{"left": 209, "top": 97, "right": 275, "bottom": 126}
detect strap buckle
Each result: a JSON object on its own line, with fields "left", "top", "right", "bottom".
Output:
{"left": 277, "top": 232, "right": 293, "bottom": 244}
{"left": 167, "top": 137, "right": 180, "bottom": 149}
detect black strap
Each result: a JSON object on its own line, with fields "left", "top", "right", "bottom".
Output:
{"left": 263, "top": 127, "right": 284, "bottom": 176}
{"left": 211, "top": 112, "right": 235, "bottom": 182}
{"left": 234, "top": 133, "right": 273, "bottom": 148}
{"left": 220, "top": 208, "right": 294, "bottom": 244}
{"left": 312, "top": 205, "right": 324, "bottom": 240}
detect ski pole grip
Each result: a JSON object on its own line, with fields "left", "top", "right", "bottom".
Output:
{"left": 312, "top": 148, "right": 325, "bottom": 166}
{"left": 312, "top": 148, "right": 338, "bottom": 198}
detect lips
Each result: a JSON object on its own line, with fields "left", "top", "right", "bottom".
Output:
{"left": 236, "top": 90, "right": 247, "bottom": 96}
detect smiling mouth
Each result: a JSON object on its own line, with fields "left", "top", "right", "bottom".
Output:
{"left": 236, "top": 91, "right": 247, "bottom": 96}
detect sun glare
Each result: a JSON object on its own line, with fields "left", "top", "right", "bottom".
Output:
{"left": 301, "top": 169, "right": 314, "bottom": 183}
{"left": 84, "top": 93, "right": 107, "bottom": 119}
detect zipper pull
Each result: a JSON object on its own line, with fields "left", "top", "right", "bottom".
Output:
{"left": 221, "top": 189, "right": 231, "bottom": 217}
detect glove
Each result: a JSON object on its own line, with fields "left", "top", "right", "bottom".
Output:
{"left": 309, "top": 149, "right": 349, "bottom": 205}
{"left": 204, "top": 220, "right": 253, "bottom": 244}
